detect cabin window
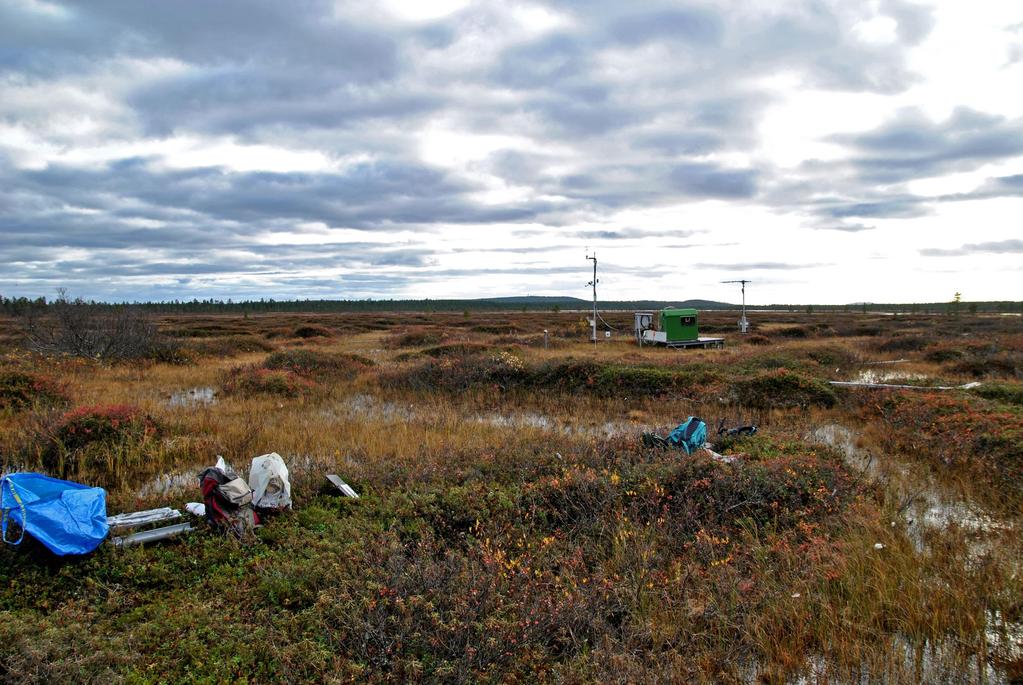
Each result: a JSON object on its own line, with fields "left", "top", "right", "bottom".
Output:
{"left": 682, "top": 316, "right": 695, "bottom": 325}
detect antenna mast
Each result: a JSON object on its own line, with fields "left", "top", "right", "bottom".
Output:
{"left": 722, "top": 279, "right": 752, "bottom": 333}
{"left": 586, "top": 251, "right": 598, "bottom": 346}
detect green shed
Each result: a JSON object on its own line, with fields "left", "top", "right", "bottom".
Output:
{"left": 659, "top": 308, "right": 699, "bottom": 342}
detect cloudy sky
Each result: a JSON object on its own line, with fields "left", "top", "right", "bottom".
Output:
{"left": 2, "top": 0, "right": 1021, "bottom": 304}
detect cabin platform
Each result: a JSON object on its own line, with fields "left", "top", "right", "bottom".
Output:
{"left": 664, "top": 337, "right": 725, "bottom": 349}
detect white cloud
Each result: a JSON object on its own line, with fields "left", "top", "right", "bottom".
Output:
{"left": 378, "top": 0, "right": 469, "bottom": 22}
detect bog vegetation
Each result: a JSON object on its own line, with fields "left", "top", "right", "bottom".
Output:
{"left": 0, "top": 305, "right": 1021, "bottom": 684}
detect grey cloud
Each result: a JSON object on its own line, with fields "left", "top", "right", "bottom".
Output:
{"left": 10, "top": 158, "right": 559, "bottom": 231}
{"left": 920, "top": 239, "right": 1023, "bottom": 257}
{"left": 730, "top": 11, "right": 916, "bottom": 93}
{"left": 990, "top": 174, "right": 1023, "bottom": 190}
{"left": 823, "top": 199, "right": 926, "bottom": 219}
{"left": 631, "top": 131, "right": 724, "bottom": 156}
{"left": 936, "top": 173, "right": 1023, "bottom": 203}
{"left": 577, "top": 228, "right": 699, "bottom": 240}
{"left": 609, "top": 8, "right": 724, "bottom": 46}
{"left": 493, "top": 34, "right": 586, "bottom": 89}
{"left": 669, "top": 164, "right": 758, "bottom": 199}
{"left": 481, "top": 0, "right": 922, "bottom": 149}
{"left": 449, "top": 245, "right": 577, "bottom": 254}
{"left": 76, "top": 0, "right": 399, "bottom": 79}
{"left": 881, "top": 0, "right": 936, "bottom": 45}
{"left": 128, "top": 71, "right": 443, "bottom": 136}
{"left": 662, "top": 242, "right": 739, "bottom": 249}
{"left": 530, "top": 94, "right": 641, "bottom": 137}
{"left": 481, "top": 151, "right": 759, "bottom": 208}
{"left": 695, "top": 262, "right": 830, "bottom": 270}
{"left": 814, "top": 223, "right": 876, "bottom": 232}
{"left": 830, "top": 107, "right": 1023, "bottom": 183}
{"left": 0, "top": 2, "right": 116, "bottom": 77}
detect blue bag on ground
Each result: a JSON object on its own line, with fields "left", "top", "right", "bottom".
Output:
{"left": 667, "top": 417, "right": 708, "bottom": 455}
{"left": 1, "top": 472, "right": 109, "bottom": 555}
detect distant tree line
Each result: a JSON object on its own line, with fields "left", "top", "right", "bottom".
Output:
{"left": 1, "top": 294, "right": 1020, "bottom": 316}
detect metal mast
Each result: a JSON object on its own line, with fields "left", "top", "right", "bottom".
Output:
{"left": 586, "top": 252, "right": 598, "bottom": 345}
{"left": 722, "top": 279, "right": 752, "bottom": 333}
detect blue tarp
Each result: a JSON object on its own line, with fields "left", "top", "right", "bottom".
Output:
{"left": 1, "top": 472, "right": 108, "bottom": 556}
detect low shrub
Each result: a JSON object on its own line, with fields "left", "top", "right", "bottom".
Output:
{"left": 52, "top": 404, "right": 160, "bottom": 452}
{"left": 293, "top": 324, "right": 333, "bottom": 339}
{"left": 263, "top": 349, "right": 372, "bottom": 380}
{"left": 801, "top": 344, "right": 858, "bottom": 368}
{"left": 0, "top": 371, "right": 68, "bottom": 410}
{"left": 387, "top": 327, "right": 445, "bottom": 348}
{"left": 747, "top": 334, "right": 771, "bottom": 346}
{"left": 493, "top": 333, "right": 568, "bottom": 349}
{"left": 810, "top": 323, "right": 837, "bottom": 336}
{"left": 523, "top": 465, "right": 618, "bottom": 529}
{"left": 866, "top": 393, "right": 1023, "bottom": 503}
{"left": 523, "top": 359, "right": 604, "bottom": 392}
{"left": 698, "top": 323, "right": 737, "bottom": 333}
{"left": 952, "top": 352, "right": 1019, "bottom": 378}
{"left": 167, "top": 326, "right": 243, "bottom": 338}
{"left": 388, "top": 355, "right": 721, "bottom": 398}
{"left": 729, "top": 369, "right": 837, "bottom": 409}
{"left": 924, "top": 347, "right": 964, "bottom": 363}
{"left": 418, "top": 343, "right": 493, "bottom": 358}
{"left": 586, "top": 363, "right": 720, "bottom": 397}
{"left": 875, "top": 335, "right": 928, "bottom": 353}
{"left": 470, "top": 323, "right": 521, "bottom": 335}
{"left": 43, "top": 404, "right": 162, "bottom": 483}
{"left": 740, "top": 352, "right": 807, "bottom": 372}
{"left": 145, "top": 341, "right": 197, "bottom": 365}
{"left": 390, "top": 351, "right": 528, "bottom": 393}
{"left": 524, "top": 449, "right": 853, "bottom": 538}
{"left": 972, "top": 383, "right": 1023, "bottom": 407}
{"left": 775, "top": 326, "right": 811, "bottom": 339}
{"left": 841, "top": 326, "right": 882, "bottom": 337}
{"left": 221, "top": 366, "right": 318, "bottom": 397}
{"left": 188, "top": 334, "right": 275, "bottom": 357}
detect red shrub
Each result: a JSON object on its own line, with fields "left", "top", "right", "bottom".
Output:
{"left": 41, "top": 404, "right": 163, "bottom": 484}
{"left": 54, "top": 404, "right": 161, "bottom": 452}
{"left": 0, "top": 370, "right": 69, "bottom": 409}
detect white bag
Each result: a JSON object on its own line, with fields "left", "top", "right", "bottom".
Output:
{"left": 248, "top": 453, "right": 292, "bottom": 510}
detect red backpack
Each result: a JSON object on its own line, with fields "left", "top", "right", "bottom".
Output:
{"left": 198, "top": 464, "right": 258, "bottom": 537}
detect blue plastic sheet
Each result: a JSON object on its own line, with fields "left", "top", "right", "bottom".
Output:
{"left": 1, "top": 473, "right": 108, "bottom": 556}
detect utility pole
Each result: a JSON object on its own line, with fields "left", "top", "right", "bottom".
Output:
{"left": 722, "top": 279, "right": 751, "bottom": 333}
{"left": 586, "top": 251, "right": 598, "bottom": 346}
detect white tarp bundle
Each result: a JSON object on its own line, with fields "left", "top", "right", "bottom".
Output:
{"left": 248, "top": 453, "right": 292, "bottom": 510}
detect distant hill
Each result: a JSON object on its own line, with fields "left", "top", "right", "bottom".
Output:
{"left": 571, "top": 299, "right": 734, "bottom": 310}
{"left": 481, "top": 296, "right": 734, "bottom": 310}
{"left": 481, "top": 296, "right": 589, "bottom": 305}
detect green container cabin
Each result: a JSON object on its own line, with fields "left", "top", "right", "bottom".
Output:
{"left": 659, "top": 308, "right": 699, "bottom": 342}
